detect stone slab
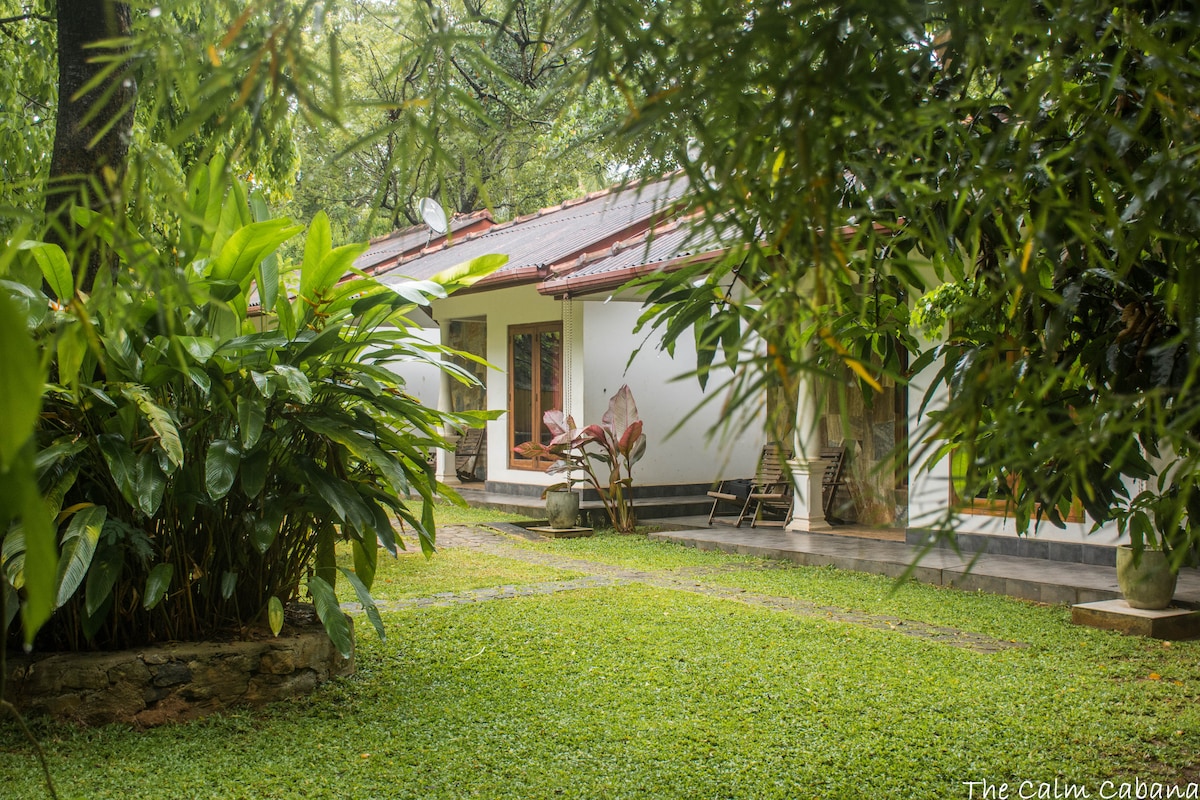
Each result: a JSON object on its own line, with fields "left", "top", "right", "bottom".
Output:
{"left": 1071, "top": 599, "right": 1200, "bottom": 640}
{"left": 525, "top": 526, "right": 595, "bottom": 538}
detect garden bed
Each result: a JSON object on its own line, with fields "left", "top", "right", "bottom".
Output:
{"left": 3, "top": 606, "right": 352, "bottom": 727}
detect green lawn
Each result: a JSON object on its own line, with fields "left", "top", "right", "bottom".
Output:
{"left": 3, "top": 529, "right": 1199, "bottom": 799}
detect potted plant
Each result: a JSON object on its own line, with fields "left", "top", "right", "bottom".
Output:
{"left": 514, "top": 385, "right": 647, "bottom": 534}
{"left": 1113, "top": 478, "right": 1200, "bottom": 610}
{"left": 543, "top": 484, "right": 583, "bottom": 530}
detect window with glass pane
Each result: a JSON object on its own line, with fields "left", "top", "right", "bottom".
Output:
{"left": 509, "top": 322, "right": 563, "bottom": 468}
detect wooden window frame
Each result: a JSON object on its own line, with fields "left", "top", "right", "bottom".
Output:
{"left": 508, "top": 321, "right": 564, "bottom": 470}
{"left": 947, "top": 350, "right": 1084, "bottom": 522}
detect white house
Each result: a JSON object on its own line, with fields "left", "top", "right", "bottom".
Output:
{"left": 366, "top": 175, "right": 1128, "bottom": 567}
{"left": 368, "top": 175, "right": 763, "bottom": 499}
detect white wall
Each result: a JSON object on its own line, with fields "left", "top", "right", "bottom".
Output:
{"left": 432, "top": 286, "right": 763, "bottom": 491}
{"left": 376, "top": 327, "right": 443, "bottom": 410}
{"left": 580, "top": 298, "right": 762, "bottom": 488}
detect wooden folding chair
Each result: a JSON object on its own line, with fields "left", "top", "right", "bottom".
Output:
{"left": 820, "top": 445, "right": 846, "bottom": 518}
{"left": 454, "top": 427, "right": 485, "bottom": 482}
{"left": 747, "top": 445, "right": 846, "bottom": 528}
{"left": 708, "top": 444, "right": 792, "bottom": 527}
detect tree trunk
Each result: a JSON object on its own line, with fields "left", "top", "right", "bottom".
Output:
{"left": 45, "top": 0, "right": 136, "bottom": 292}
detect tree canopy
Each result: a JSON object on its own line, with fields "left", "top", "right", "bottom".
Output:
{"left": 554, "top": 0, "right": 1200, "bottom": 557}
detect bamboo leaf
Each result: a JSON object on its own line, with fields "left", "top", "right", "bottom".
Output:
{"left": 0, "top": 290, "right": 44, "bottom": 472}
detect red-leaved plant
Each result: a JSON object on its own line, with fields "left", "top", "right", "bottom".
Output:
{"left": 514, "top": 384, "right": 647, "bottom": 533}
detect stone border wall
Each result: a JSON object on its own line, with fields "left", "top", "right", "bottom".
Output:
{"left": 3, "top": 614, "right": 353, "bottom": 727}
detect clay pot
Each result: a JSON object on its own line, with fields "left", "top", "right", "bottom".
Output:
{"left": 1116, "top": 545, "right": 1178, "bottom": 610}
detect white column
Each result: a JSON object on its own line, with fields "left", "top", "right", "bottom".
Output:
{"left": 786, "top": 351, "right": 831, "bottom": 532}
{"left": 434, "top": 318, "right": 459, "bottom": 486}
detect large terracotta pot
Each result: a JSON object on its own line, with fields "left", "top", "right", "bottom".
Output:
{"left": 1116, "top": 545, "right": 1178, "bottom": 610}
{"left": 545, "top": 489, "right": 580, "bottom": 529}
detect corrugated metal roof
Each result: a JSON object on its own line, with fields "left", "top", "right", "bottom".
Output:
{"left": 355, "top": 210, "right": 494, "bottom": 273}
{"left": 374, "top": 174, "right": 689, "bottom": 288}
{"left": 537, "top": 213, "right": 744, "bottom": 297}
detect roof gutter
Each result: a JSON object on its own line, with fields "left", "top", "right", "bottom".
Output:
{"left": 537, "top": 247, "right": 733, "bottom": 299}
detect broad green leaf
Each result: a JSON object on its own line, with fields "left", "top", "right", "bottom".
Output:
{"left": 98, "top": 433, "right": 137, "bottom": 506}
{"left": 205, "top": 439, "right": 241, "bottom": 500}
{"left": 250, "top": 190, "right": 279, "bottom": 310}
{"left": 119, "top": 386, "right": 184, "bottom": 468}
{"left": 307, "top": 576, "right": 353, "bottom": 659}
{"left": 217, "top": 331, "right": 288, "bottom": 353}
{"left": 351, "top": 535, "right": 378, "bottom": 591}
{"left": 54, "top": 504, "right": 107, "bottom": 609}
{"left": 84, "top": 543, "right": 123, "bottom": 617}
{"left": 268, "top": 596, "right": 284, "bottom": 636}
{"left": 2, "top": 579, "right": 18, "bottom": 631}
{"left": 220, "top": 570, "right": 238, "bottom": 600}
{"left": 238, "top": 396, "right": 266, "bottom": 449}
{"left": 306, "top": 242, "right": 370, "bottom": 304}
{"left": 143, "top": 563, "right": 174, "bottom": 610}
{"left": 298, "top": 417, "right": 410, "bottom": 497}
{"left": 299, "top": 210, "right": 333, "bottom": 301}
{"left": 135, "top": 453, "right": 167, "bottom": 517}
{"left": 338, "top": 566, "right": 385, "bottom": 640}
{"left": 272, "top": 364, "right": 312, "bottom": 404}
{"left": 0, "top": 290, "right": 44, "bottom": 471}
{"left": 315, "top": 523, "right": 337, "bottom": 590}
{"left": 208, "top": 218, "right": 304, "bottom": 288}
{"left": 241, "top": 447, "right": 269, "bottom": 500}
{"left": 2, "top": 527, "right": 25, "bottom": 588}
{"left": 176, "top": 336, "right": 217, "bottom": 363}
{"left": 428, "top": 253, "right": 507, "bottom": 289}
{"left": 102, "top": 329, "right": 141, "bottom": 380}
{"left": 250, "top": 370, "right": 275, "bottom": 398}
{"left": 300, "top": 461, "right": 373, "bottom": 533}
{"left": 56, "top": 322, "right": 87, "bottom": 389}
{"left": 80, "top": 592, "right": 113, "bottom": 641}
{"left": 20, "top": 240, "right": 73, "bottom": 301}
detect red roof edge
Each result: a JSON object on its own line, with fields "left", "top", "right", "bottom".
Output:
{"left": 537, "top": 247, "right": 735, "bottom": 299}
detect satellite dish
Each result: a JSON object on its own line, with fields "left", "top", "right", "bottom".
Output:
{"left": 418, "top": 197, "right": 448, "bottom": 235}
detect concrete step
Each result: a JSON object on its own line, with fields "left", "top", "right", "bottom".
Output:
{"left": 648, "top": 526, "right": 1200, "bottom": 610}
{"left": 453, "top": 487, "right": 713, "bottom": 526}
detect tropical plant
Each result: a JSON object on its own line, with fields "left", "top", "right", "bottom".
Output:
{"left": 545, "top": 0, "right": 1200, "bottom": 558}
{"left": 514, "top": 385, "right": 646, "bottom": 534}
{"left": 1, "top": 158, "right": 503, "bottom": 654}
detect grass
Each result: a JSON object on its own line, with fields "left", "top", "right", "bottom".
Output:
{"left": 333, "top": 543, "right": 583, "bottom": 603}
{"left": 4, "top": 529, "right": 1199, "bottom": 799}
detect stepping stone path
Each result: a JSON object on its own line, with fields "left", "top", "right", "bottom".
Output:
{"left": 350, "top": 525, "right": 1026, "bottom": 654}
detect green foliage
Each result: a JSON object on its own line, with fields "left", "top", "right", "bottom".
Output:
{"left": 1, "top": 160, "right": 503, "bottom": 651}
{"left": 559, "top": 0, "right": 1200, "bottom": 556}
{"left": 514, "top": 384, "right": 647, "bottom": 533}
{"left": 282, "top": 0, "right": 626, "bottom": 238}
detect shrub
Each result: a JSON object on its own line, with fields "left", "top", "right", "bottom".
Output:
{"left": 2, "top": 160, "right": 501, "bottom": 653}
